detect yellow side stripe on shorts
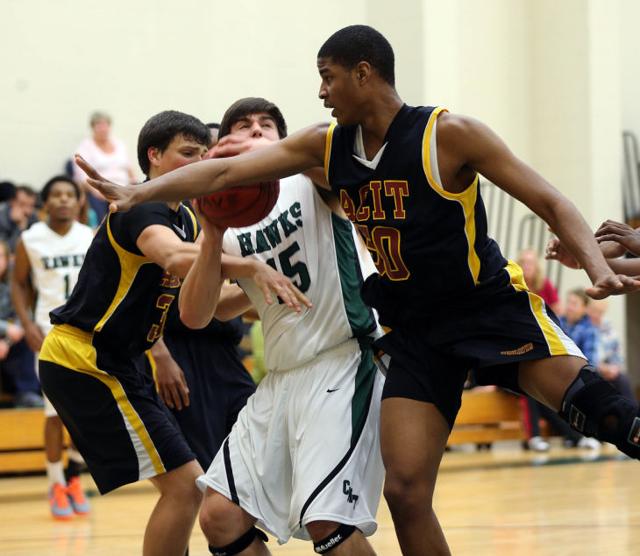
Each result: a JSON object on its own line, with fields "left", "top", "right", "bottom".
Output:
{"left": 505, "top": 261, "right": 568, "bottom": 356}
{"left": 40, "top": 326, "right": 166, "bottom": 475}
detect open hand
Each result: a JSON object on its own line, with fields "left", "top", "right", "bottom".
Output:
{"left": 206, "top": 135, "right": 274, "bottom": 159}
{"left": 586, "top": 273, "right": 640, "bottom": 299}
{"left": 251, "top": 261, "right": 312, "bottom": 313}
{"left": 75, "top": 154, "right": 138, "bottom": 213}
{"left": 595, "top": 220, "right": 640, "bottom": 256}
{"left": 545, "top": 237, "right": 581, "bottom": 269}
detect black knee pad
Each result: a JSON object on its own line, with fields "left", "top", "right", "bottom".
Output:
{"left": 208, "top": 526, "right": 267, "bottom": 556}
{"left": 560, "top": 365, "right": 640, "bottom": 458}
{"left": 313, "top": 524, "right": 357, "bottom": 554}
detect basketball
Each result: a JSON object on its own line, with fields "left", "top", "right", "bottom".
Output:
{"left": 197, "top": 180, "right": 280, "bottom": 228}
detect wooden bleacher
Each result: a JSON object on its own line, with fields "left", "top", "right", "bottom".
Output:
{"left": 0, "top": 390, "right": 525, "bottom": 474}
{"left": 0, "top": 409, "right": 68, "bottom": 474}
{"left": 448, "top": 389, "right": 526, "bottom": 445}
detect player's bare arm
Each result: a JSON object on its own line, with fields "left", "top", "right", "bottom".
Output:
{"left": 10, "top": 238, "right": 44, "bottom": 352}
{"left": 75, "top": 124, "right": 328, "bottom": 212}
{"left": 136, "top": 225, "right": 200, "bottom": 278}
{"left": 214, "top": 283, "right": 254, "bottom": 322}
{"left": 437, "top": 113, "right": 640, "bottom": 298}
{"left": 178, "top": 225, "right": 225, "bottom": 330}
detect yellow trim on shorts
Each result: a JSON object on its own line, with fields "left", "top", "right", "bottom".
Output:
{"left": 324, "top": 122, "right": 337, "bottom": 183}
{"left": 145, "top": 350, "right": 158, "bottom": 384}
{"left": 505, "top": 261, "right": 568, "bottom": 356}
{"left": 95, "top": 215, "right": 149, "bottom": 332}
{"left": 40, "top": 324, "right": 166, "bottom": 475}
{"left": 421, "top": 107, "right": 481, "bottom": 284}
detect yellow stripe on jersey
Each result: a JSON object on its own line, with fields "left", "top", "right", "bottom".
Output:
{"left": 505, "top": 261, "right": 569, "bottom": 356}
{"left": 324, "top": 122, "right": 337, "bottom": 183}
{"left": 421, "top": 107, "right": 481, "bottom": 283}
{"left": 182, "top": 203, "right": 199, "bottom": 241}
{"left": 40, "top": 325, "right": 166, "bottom": 475}
{"left": 95, "top": 215, "right": 149, "bottom": 332}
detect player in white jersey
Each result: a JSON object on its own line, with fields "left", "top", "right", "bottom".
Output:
{"left": 11, "top": 176, "right": 93, "bottom": 520}
{"left": 180, "top": 98, "right": 384, "bottom": 556}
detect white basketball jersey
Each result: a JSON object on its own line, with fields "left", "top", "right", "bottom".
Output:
{"left": 22, "top": 221, "right": 94, "bottom": 333}
{"left": 223, "top": 175, "right": 380, "bottom": 372}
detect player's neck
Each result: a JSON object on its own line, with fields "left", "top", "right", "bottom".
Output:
{"left": 359, "top": 91, "right": 403, "bottom": 159}
{"left": 149, "top": 170, "right": 181, "bottom": 211}
{"left": 48, "top": 218, "right": 73, "bottom": 236}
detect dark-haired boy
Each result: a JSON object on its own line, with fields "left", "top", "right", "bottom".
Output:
{"left": 12, "top": 176, "right": 93, "bottom": 519}
{"left": 82, "top": 26, "right": 640, "bottom": 556}
{"left": 39, "top": 111, "right": 306, "bottom": 556}
{"left": 40, "top": 113, "right": 210, "bottom": 551}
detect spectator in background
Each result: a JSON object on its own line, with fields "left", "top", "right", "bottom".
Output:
{"left": 0, "top": 240, "right": 42, "bottom": 407}
{"left": 73, "top": 111, "right": 136, "bottom": 223}
{"left": 588, "top": 299, "right": 636, "bottom": 402}
{"left": 0, "top": 185, "right": 39, "bottom": 251}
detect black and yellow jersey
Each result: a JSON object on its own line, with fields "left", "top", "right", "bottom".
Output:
{"left": 50, "top": 202, "right": 199, "bottom": 356}
{"left": 324, "top": 104, "right": 506, "bottom": 319}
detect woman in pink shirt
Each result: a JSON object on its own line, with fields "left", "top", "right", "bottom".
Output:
{"left": 73, "top": 112, "right": 136, "bottom": 222}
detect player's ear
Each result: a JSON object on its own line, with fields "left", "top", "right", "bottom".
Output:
{"left": 356, "top": 61, "right": 372, "bottom": 85}
{"left": 147, "top": 146, "right": 161, "bottom": 168}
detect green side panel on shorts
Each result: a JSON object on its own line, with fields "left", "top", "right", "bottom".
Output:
{"left": 351, "top": 339, "right": 378, "bottom": 446}
{"left": 331, "top": 213, "right": 376, "bottom": 338}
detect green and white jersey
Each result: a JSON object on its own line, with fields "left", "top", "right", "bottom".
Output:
{"left": 222, "top": 174, "right": 379, "bottom": 372}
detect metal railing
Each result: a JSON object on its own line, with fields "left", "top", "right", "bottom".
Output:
{"left": 480, "top": 180, "right": 563, "bottom": 290}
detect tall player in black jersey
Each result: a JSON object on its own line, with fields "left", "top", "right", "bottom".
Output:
{"left": 80, "top": 26, "right": 640, "bottom": 556}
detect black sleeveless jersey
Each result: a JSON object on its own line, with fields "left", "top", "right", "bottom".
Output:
{"left": 325, "top": 104, "right": 506, "bottom": 318}
{"left": 50, "top": 202, "right": 199, "bottom": 356}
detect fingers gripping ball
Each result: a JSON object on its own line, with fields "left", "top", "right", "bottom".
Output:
{"left": 198, "top": 181, "right": 280, "bottom": 228}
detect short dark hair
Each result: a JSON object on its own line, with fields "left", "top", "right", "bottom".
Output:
{"left": 41, "top": 176, "right": 80, "bottom": 203}
{"left": 137, "top": 110, "right": 211, "bottom": 176}
{"left": 218, "top": 98, "right": 287, "bottom": 141}
{"left": 0, "top": 181, "right": 16, "bottom": 203}
{"left": 317, "top": 25, "right": 395, "bottom": 86}
{"left": 206, "top": 122, "right": 220, "bottom": 130}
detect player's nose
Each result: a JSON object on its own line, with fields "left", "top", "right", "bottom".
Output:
{"left": 250, "top": 122, "right": 263, "bottom": 137}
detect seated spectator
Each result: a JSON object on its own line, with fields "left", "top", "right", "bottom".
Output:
{"left": 588, "top": 299, "right": 636, "bottom": 402}
{"left": 0, "top": 240, "right": 41, "bottom": 407}
{"left": 72, "top": 111, "right": 136, "bottom": 222}
{"left": 518, "top": 248, "right": 561, "bottom": 314}
{"left": 0, "top": 185, "right": 39, "bottom": 251}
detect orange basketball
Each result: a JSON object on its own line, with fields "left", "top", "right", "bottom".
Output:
{"left": 198, "top": 180, "right": 280, "bottom": 228}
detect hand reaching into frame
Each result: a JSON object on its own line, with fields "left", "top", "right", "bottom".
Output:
{"left": 595, "top": 220, "right": 640, "bottom": 257}
{"left": 75, "top": 154, "right": 138, "bottom": 213}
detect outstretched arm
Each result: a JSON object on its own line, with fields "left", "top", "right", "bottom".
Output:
{"left": 76, "top": 124, "right": 329, "bottom": 212}
{"left": 438, "top": 114, "right": 640, "bottom": 298}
